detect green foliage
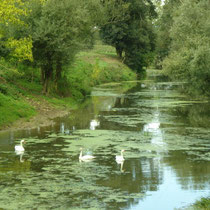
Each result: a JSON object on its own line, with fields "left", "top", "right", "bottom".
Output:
{"left": 154, "top": 0, "right": 180, "bottom": 68}
{"left": 25, "top": 0, "right": 97, "bottom": 94}
{"left": 0, "top": 83, "right": 8, "bottom": 95}
{"left": 0, "top": 58, "right": 23, "bottom": 81}
{"left": 58, "top": 58, "right": 136, "bottom": 99}
{"left": 0, "top": 29, "right": 136, "bottom": 128}
{"left": 100, "top": 0, "right": 157, "bottom": 72}
{"left": 162, "top": 0, "right": 210, "bottom": 96}
{"left": 1, "top": 0, "right": 138, "bottom": 97}
{"left": 0, "top": 38, "right": 11, "bottom": 58}
{"left": 64, "top": 61, "right": 93, "bottom": 99}
{"left": 55, "top": 42, "right": 136, "bottom": 99}
{"left": 192, "top": 197, "right": 210, "bottom": 210}
{"left": 93, "top": 59, "right": 136, "bottom": 83}
{"left": 5, "top": 37, "right": 33, "bottom": 61}
{"left": 0, "top": 0, "right": 27, "bottom": 25}
{"left": 0, "top": 0, "right": 33, "bottom": 61}
{"left": 16, "top": 62, "right": 41, "bottom": 83}
{"left": 0, "top": 59, "right": 36, "bottom": 128}
{"left": 0, "top": 82, "right": 21, "bottom": 100}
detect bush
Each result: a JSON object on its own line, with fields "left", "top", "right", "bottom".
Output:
{"left": 162, "top": 0, "right": 210, "bottom": 96}
{"left": 193, "top": 197, "right": 210, "bottom": 209}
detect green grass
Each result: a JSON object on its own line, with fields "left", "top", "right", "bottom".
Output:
{"left": 56, "top": 42, "right": 136, "bottom": 98}
{"left": 42, "top": 95, "right": 79, "bottom": 110}
{"left": 74, "top": 42, "right": 136, "bottom": 83}
{"left": 0, "top": 93, "right": 36, "bottom": 128}
{"left": 0, "top": 42, "right": 137, "bottom": 129}
{"left": 192, "top": 197, "right": 210, "bottom": 210}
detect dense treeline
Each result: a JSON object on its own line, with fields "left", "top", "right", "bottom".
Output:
{"left": 156, "top": 0, "right": 210, "bottom": 96}
{"left": 1, "top": 0, "right": 98, "bottom": 94}
{"left": 100, "top": 0, "right": 157, "bottom": 72}
{"left": 1, "top": 0, "right": 210, "bottom": 98}
{"left": 0, "top": 0, "right": 156, "bottom": 95}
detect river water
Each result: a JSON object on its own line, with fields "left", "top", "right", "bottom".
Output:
{"left": 0, "top": 70, "right": 209, "bottom": 210}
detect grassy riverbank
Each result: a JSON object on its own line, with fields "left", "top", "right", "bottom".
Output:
{"left": 0, "top": 43, "right": 136, "bottom": 130}
{"left": 183, "top": 197, "right": 210, "bottom": 210}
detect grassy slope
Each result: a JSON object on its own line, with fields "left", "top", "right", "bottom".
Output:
{"left": 185, "top": 197, "right": 210, "bottom": 210}
{"left": 0, "top": 43, "right": 136, "bottom": 129}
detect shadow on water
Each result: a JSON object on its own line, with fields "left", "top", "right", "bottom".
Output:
{"left": 0, "top": 70, "right": 210, "bottom": 209}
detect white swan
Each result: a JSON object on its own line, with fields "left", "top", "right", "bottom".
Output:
{"left": 79, "top": 148, "right": 95, "bottom": 162}
{"left": 116, "top": 150, "right": 125, "bottom": 162}
{"left": 15, "top": 151, "right": 24, "bottom": 162}
{"left": 15, "top": 140, "right": 25, "bottom": 152}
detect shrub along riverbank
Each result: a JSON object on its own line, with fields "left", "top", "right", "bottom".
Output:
{"left": 185, "top": 197, "right": 210, "bottom": 210}
{"left": 0, "top": 43, "right": 136, "bottom": 130}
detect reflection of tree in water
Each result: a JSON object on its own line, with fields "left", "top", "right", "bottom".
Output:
{"left": 124, "top": 82, "right": 143, "bottom": 94}
{"left": 58, "top": 95, "right": 118, "bottom": 130}
{"left": 113, "top": 96, "right": 132, "bottom": 109}
{"left": 0, "top": 152, "right": 31, "bottom": 174}
{"left": 96, "top": 157, "right": 163, "bottom": 209}
{"left": 54, "top": 81, "right": 139, "bottom": 132}
{"left": 60, "top": 91, "right": 135, "bottom": 131}
{"left": 168, "top": 103, "right": 210, "bottom": 128}
{"left": 163, "top": 151, "right": 210, "bottom": 191}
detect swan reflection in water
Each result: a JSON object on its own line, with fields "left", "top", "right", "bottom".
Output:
{"left": 15, "top": 151, "right": 25, "bottom": 163}
{"left": 116, "top": 159, "right": 125, "bottom": 172}
{"left": 90, "top": 119, "right": 100, "bottom": 130}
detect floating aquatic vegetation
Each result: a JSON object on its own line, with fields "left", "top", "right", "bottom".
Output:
{"left": 0, "top": 72, "right": 210, "bottom": 209}
{"left": 91, "top": 90, "right": 124, "bottom": 97}
{"left": 0, "top": 155, "right": 146, "bottom": 209}
{"left": 48, "top": 133, "right": 76, "bottom": 139}
{"left": 23, "top": 137, "right": 57, "bottom": 145}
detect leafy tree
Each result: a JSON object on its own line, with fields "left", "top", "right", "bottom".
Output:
{"left": 25, "top": 0, "right": 96, "bottom": 94}
{"left": 154, "top": 0, "right": 180, "bottom": 68}
{"left": 0, "top": 0, "right": 27, "bottom": 25}
{"left": 162, "top": 0, "right": 210, "bottom": 96}
{"left": 100, "top": 0, "right": 157, "bottom": 72}
{"left": 0, "top": 0, "right": 33, "bottom": 61}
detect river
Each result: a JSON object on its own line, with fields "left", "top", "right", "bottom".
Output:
{"left": 0, "top": 70, "right": 209, "bottom": 209}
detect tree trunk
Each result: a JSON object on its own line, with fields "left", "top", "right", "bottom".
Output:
{"left": 42, "top": 59, "right": 53, "bottom": 95}
{"left": 41, "top": 66, "right": 45, "bottom": 85}
{"left": 116, "top": 46, "right": 123, "bottom": 58}
{"left": 55, "top": 60, "right": 62, "bottom": 91}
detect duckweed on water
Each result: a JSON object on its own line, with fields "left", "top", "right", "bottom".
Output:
{"left": 40, "top": 124, "right": 210, "bottom": 161}
{"left": 1, "top": 73, "right": 210, "bottom": 209}
{"left": 0, "top": 156, "right": 144, "bottom": 209}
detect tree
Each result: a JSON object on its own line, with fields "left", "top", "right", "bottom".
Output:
{"left": 25, "top": 0, "right": 96, "bottom": 94}
{"left": 0, "top": 0, "right": 33, "bottom": 61}
{"left": 0, "top": 0, "right": 27, "bottom": 25}
{"left": 154, "top": 0, "right": 180, "bottom": 69}
{"left": 100, "top": 0, "right": 157, "bottom": 72}
{"left": 162, "top": 0, "right": 210, "bottom": 96}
